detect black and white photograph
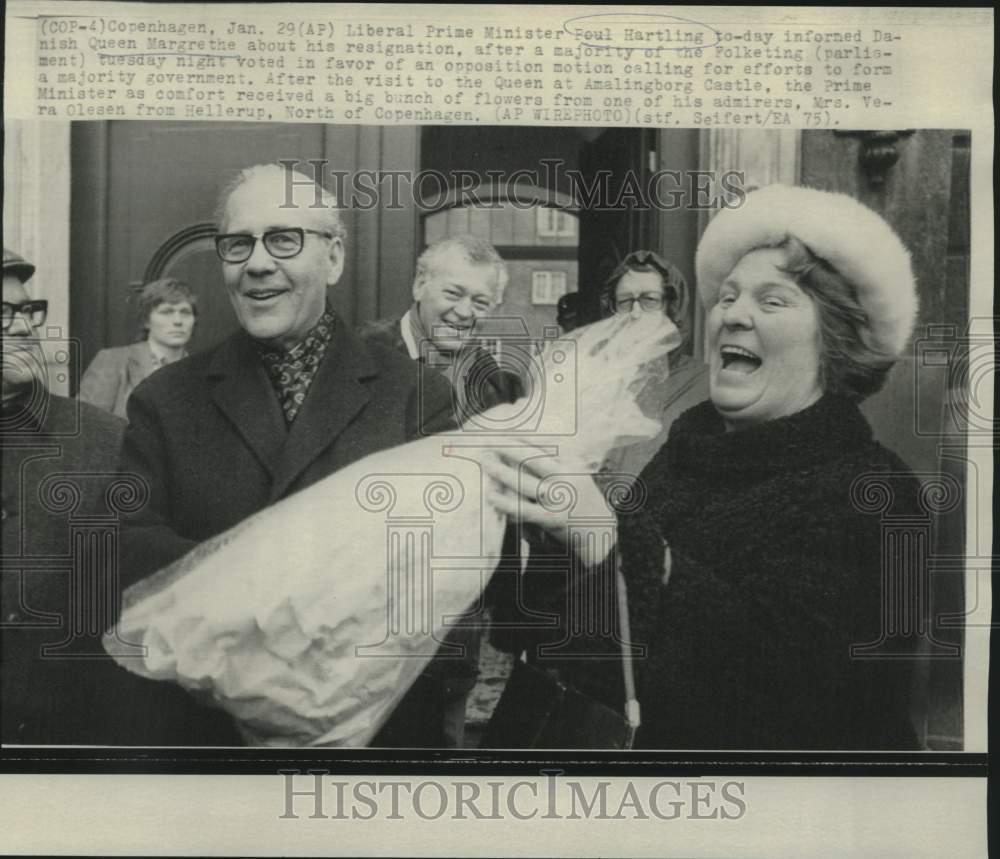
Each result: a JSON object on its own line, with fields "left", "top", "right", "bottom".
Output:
{"left": 1, "top": 2, "right": 993, "bottom": 855}
{"left": 3, "top": 121, "right": 978, "bottom": 753}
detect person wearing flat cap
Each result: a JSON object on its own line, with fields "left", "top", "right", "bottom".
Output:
{"left": 486, "top": 186, "right": 923, "bottom": 749}
{"left": 2, "top": 247, "right": 233, "bottom": 744}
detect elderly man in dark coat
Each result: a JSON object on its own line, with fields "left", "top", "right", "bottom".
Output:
{"left": 116, "top": 165, "right": 459, "bottom": 747}
{"left": 2, "top": 247, "right": 226, "bottom": 745}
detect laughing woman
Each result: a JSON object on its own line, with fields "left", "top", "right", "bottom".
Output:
{"left": 487, "top": 185, "right": 923, "bottom": 750}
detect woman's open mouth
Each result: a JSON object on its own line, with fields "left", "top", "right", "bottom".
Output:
{"left": 719, "top": 345, "right": 762, "bottom": 374}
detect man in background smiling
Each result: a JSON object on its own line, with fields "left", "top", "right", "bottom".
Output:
{"left": 359, "top": 235, "right": 523, "bottom": 423}
{"left": 358, "top": 235, "right": 524, "bottom": 747}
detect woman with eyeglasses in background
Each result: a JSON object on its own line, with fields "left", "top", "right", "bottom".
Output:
{"left": 597, "top": 250, "right": 709, "bottom": 485}
{"left": 602, "top": 249, "right": 689, "bottom": 322}
{"left": 483, "top": 249, "right": 707, "bottom": 748}
{"left": 79, "top": 278, "right": 198, "bottom": 419}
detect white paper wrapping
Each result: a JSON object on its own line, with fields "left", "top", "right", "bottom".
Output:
{"left": 105, "top": 312, "right": 680, "bottom": 746}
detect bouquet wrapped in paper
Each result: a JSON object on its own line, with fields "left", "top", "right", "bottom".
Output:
{"left": 105, "top": 312, "right": 680, "bottom": 746}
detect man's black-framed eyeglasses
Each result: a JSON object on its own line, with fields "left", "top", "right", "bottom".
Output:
{"left": 2, "top": 300, "right": 48, "bottom": 331}
{"left": 613, "top": 294, "right": 665, "bottom": 314}
{"left": 214, "top": 228, "right": 334, "bottom": 264}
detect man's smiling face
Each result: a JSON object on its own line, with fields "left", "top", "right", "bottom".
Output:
{"left": 412, "top": 247, "right": 500, "bottom": 354}
{"left": 220, "top": 172, "right": 343, "bottom": 350}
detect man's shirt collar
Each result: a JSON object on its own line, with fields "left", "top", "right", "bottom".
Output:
{"left": 147, "top": 339, "right": 185, "bottom": 368}
{"left": 399, "top": 308, "right": 422, "bottom": 361}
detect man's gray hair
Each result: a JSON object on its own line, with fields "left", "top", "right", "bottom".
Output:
{"left": 415, "top": 235, "right": 508, "bottom": 302}
{"left": 215, "top": 163, "right": 347, "bottom": 242}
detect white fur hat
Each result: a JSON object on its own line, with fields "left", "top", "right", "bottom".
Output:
{"left": 695, "top": 184, "right": 918, "bottom": 357}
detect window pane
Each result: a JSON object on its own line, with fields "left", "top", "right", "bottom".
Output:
{"left": 531, "top": 269, "right": 568, "bottom": 305}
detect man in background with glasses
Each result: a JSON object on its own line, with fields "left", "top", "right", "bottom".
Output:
{"left": 2, "top": 250, "right": 50, "bottom": 408}
{"left": 3, "top": 247, "right": 222, "bottom": 745}
{"left": 115, "top": 164, "right": 459, "bottom": 747}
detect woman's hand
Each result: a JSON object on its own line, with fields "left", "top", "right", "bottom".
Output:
{"left": 482, "top": 444, "right": 616, "bottom": 568}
